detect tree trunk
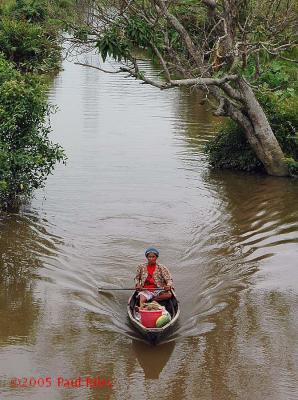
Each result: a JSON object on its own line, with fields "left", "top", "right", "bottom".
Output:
{"left": 227, "top": 78, "right": 288, "bottom": 176}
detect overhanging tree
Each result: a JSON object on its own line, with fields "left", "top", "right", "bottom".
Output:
{"left": 69, "top": 0, "right": 297, "bottom": 176}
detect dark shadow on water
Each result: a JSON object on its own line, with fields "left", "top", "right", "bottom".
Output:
{"left": 132, "top": 339, "right": 175, "bottom": 379}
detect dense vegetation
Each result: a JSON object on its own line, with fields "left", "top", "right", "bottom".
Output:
{"left": 0, "top": 0, "right": 73, "bottom": 210}
{"left": 0, "top": 56, "right": 65, "bottom": 209}
{"left": 205, "top": 59, "right": 298, "bottom": 177}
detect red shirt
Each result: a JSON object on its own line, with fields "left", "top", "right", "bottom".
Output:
{"left": 143, "top": 264, "right": 157, "bottom": 289}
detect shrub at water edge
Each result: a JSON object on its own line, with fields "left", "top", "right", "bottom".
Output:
{"left": 0, "top": 56, "right": 66, "bottom": 210}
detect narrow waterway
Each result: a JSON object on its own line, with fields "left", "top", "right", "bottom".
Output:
{"left": 0, "top": 55, "right": 297, "bottom": 400}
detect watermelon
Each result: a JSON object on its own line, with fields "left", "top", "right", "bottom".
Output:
{"left": 155, "top": 314, "right": 170, "bottom": 328}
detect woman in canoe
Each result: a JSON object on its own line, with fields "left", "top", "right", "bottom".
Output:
{"left": 134, "top": 247, "right": 173, "bottom": 309}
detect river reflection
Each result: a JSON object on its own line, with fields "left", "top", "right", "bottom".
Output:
{"left": 0, "top": 213, "right": 50, "bottom": 345}
{"left": 0, "top": 52, "right": 297, "bottom": 400}
{"left": 132, "top": 340, "right": 175, "bottom": 379}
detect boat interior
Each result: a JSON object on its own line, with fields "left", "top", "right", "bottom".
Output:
{"left": 129, "top": 291, "right": 178, "bottom": 321}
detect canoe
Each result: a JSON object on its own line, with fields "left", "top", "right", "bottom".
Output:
{"left": 127, "top": 290, "right": 180, "bottom": 344}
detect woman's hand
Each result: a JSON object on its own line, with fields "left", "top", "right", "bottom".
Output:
{"left": 164, "top": 285, "right": 172, "bottom": 292}
{"left": 135, "top": 283, "right": 142, "bottom": 291}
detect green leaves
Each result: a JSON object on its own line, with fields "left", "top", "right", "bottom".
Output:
{"left": 0, "top": 0, "right": 76, "bottom": 209}
{"left": 285, "top": 157, "right": 298, "bottom": 178}
{"left": 10, "top": 0, "right": 49, "bottom": 23}
{"left": 126, "top": 17, "right": 153, "bottom": 48}
{"left": 259, "top": 62, "right": 289, "bottom": 88}
{"left": 96, "top": 27, "right": 130, "bottom": 62}
{"left": 0, "top": 17, "right": 61, "bottom": 74}
{"left": 0, "top": 56, "right": 66, "bottom": 210}
{"left": 205, "top": 121, "right": 264, "bottom": 172}
{"left": 95, "top": 17, "right": 164, "bottom": 63}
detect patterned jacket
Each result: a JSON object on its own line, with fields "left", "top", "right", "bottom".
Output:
{"left": 134, "top": 263, "right": 173, "bottom": 288}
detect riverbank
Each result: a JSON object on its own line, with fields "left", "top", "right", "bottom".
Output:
{"left": 0, "top": 0, "right": 76, "bottom": 210}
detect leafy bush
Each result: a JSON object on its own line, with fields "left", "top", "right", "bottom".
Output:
{"left": 0, "top": 0, "right": 77, "bottom": 210}
{"left": 258, "top": 89, "right": 298, "bottom": 160}
{"left": 9, "top": 0, "right": 49, "bottom": 23}
{"left": 0, "top": 0, "right": 76, "bottom": 22}
{"left": 0, "top": 56, "right": 66, "bottom": 210}
{"left": 285, "top": 157, "right": 298, "bottom": 177}
{"left": 205, "top": 121, "right": 264, "bottom": 172}
{"left": 0, "top": 17, "right": 61, "bottom": 73}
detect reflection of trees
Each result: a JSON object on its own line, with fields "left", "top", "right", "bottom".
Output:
{"left": 0, "top": 212, "right": 60, "bottom": 344}
{"left": 172, "top": 86, "right": 220, "bottom": 150}
{"left": 206, "top": 171, "right": 298, "bottom": 262}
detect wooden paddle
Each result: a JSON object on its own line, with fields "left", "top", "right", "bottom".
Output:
{"left": 98, "top": 287, "right": 163, "bottom": 292}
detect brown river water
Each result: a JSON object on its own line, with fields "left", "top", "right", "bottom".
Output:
{"left": 0, "top": 55, "right": 298, "bottom": 400}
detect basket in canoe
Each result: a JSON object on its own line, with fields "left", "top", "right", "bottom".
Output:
{"left": 127, "top": 289, "right": 180, "bottom": 344}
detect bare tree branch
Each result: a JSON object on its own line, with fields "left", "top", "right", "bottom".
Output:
{"left": 150, "top": 43, "right": 172, "bottom": 82}
{"left": 220, "top": 82, "right": 243, "bottom": 101}
{"left": 74, "top": 62, "right": 123, "bottom": 73}
{"left": 169, "top": 75, "right": 239, "bottom": 87}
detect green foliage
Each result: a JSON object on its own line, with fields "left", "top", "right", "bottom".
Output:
{"left": 285, "top": 158, "right": 298, "bottom": 178}
{"left": 206, "top": 60, "right": 298, "bottom": 177}
{"left": 0, "top": 17, "right": 61, "bottom": 73}
{"left": 0, "top": 56, "right": 66, "bottom": 210}
{"left": 73, "top": 26, "right": 93, "bottom": 42}
{"left": 9, "top": 0, "right": 49, "bottom": 23}
{"left": 258, "top": 89, "right": 298, "bottom": 159}
{"left": 96, "top": 26, "right": 130, "bottom": 62}
{"left": 0, "top": 0, "right": 15, "bottom": 15}
{"left": 126, "top": 17, "right": 155, "bottom": 48}
{"left": 259, "top": 63, "right": 289, "bottom": 88}
{"left": 245, "top": 59, "right": 298, "bottom": 90}
{"left": 0, "top": 0, "right": 74, "bottom": 22}
{"left": 96, "top": 16, "right": 165, "bottom": 63}
{"left": 0, "top": 0, "right": 77, "bottom": 210}
{"left": 172, "top": 1, "right": 207, "bottom": 40}
{"left": 205, "top": 121, "right": 264, "bottom": 173}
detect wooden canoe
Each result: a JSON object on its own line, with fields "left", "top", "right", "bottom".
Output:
{"left": 127, "top": 290, "right": 180, "bottom": 344}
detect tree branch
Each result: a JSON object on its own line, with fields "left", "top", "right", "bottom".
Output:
{"left": 170, "top": 74, "right": 239, "bottom": 87}
{"left": 77, "top": 59, "right": 240, "bottom": 92}
{"left": 153, "top": 0, "right": 204, "bottom": 69}
{"left": 119, "top": 64, "right": 171, "bottom": 89}
{"left": 74, "top": 62, "right": 123, "bottom": 74}
{"left": 220, "top": 82, "right": 243, "bottom": 101}
{"left": 150, "top": 43, "right": 172, "bottom": 82}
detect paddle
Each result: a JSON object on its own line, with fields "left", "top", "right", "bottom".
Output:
{"left": 97, "top": 287, "right": 163, "bottom": 292}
